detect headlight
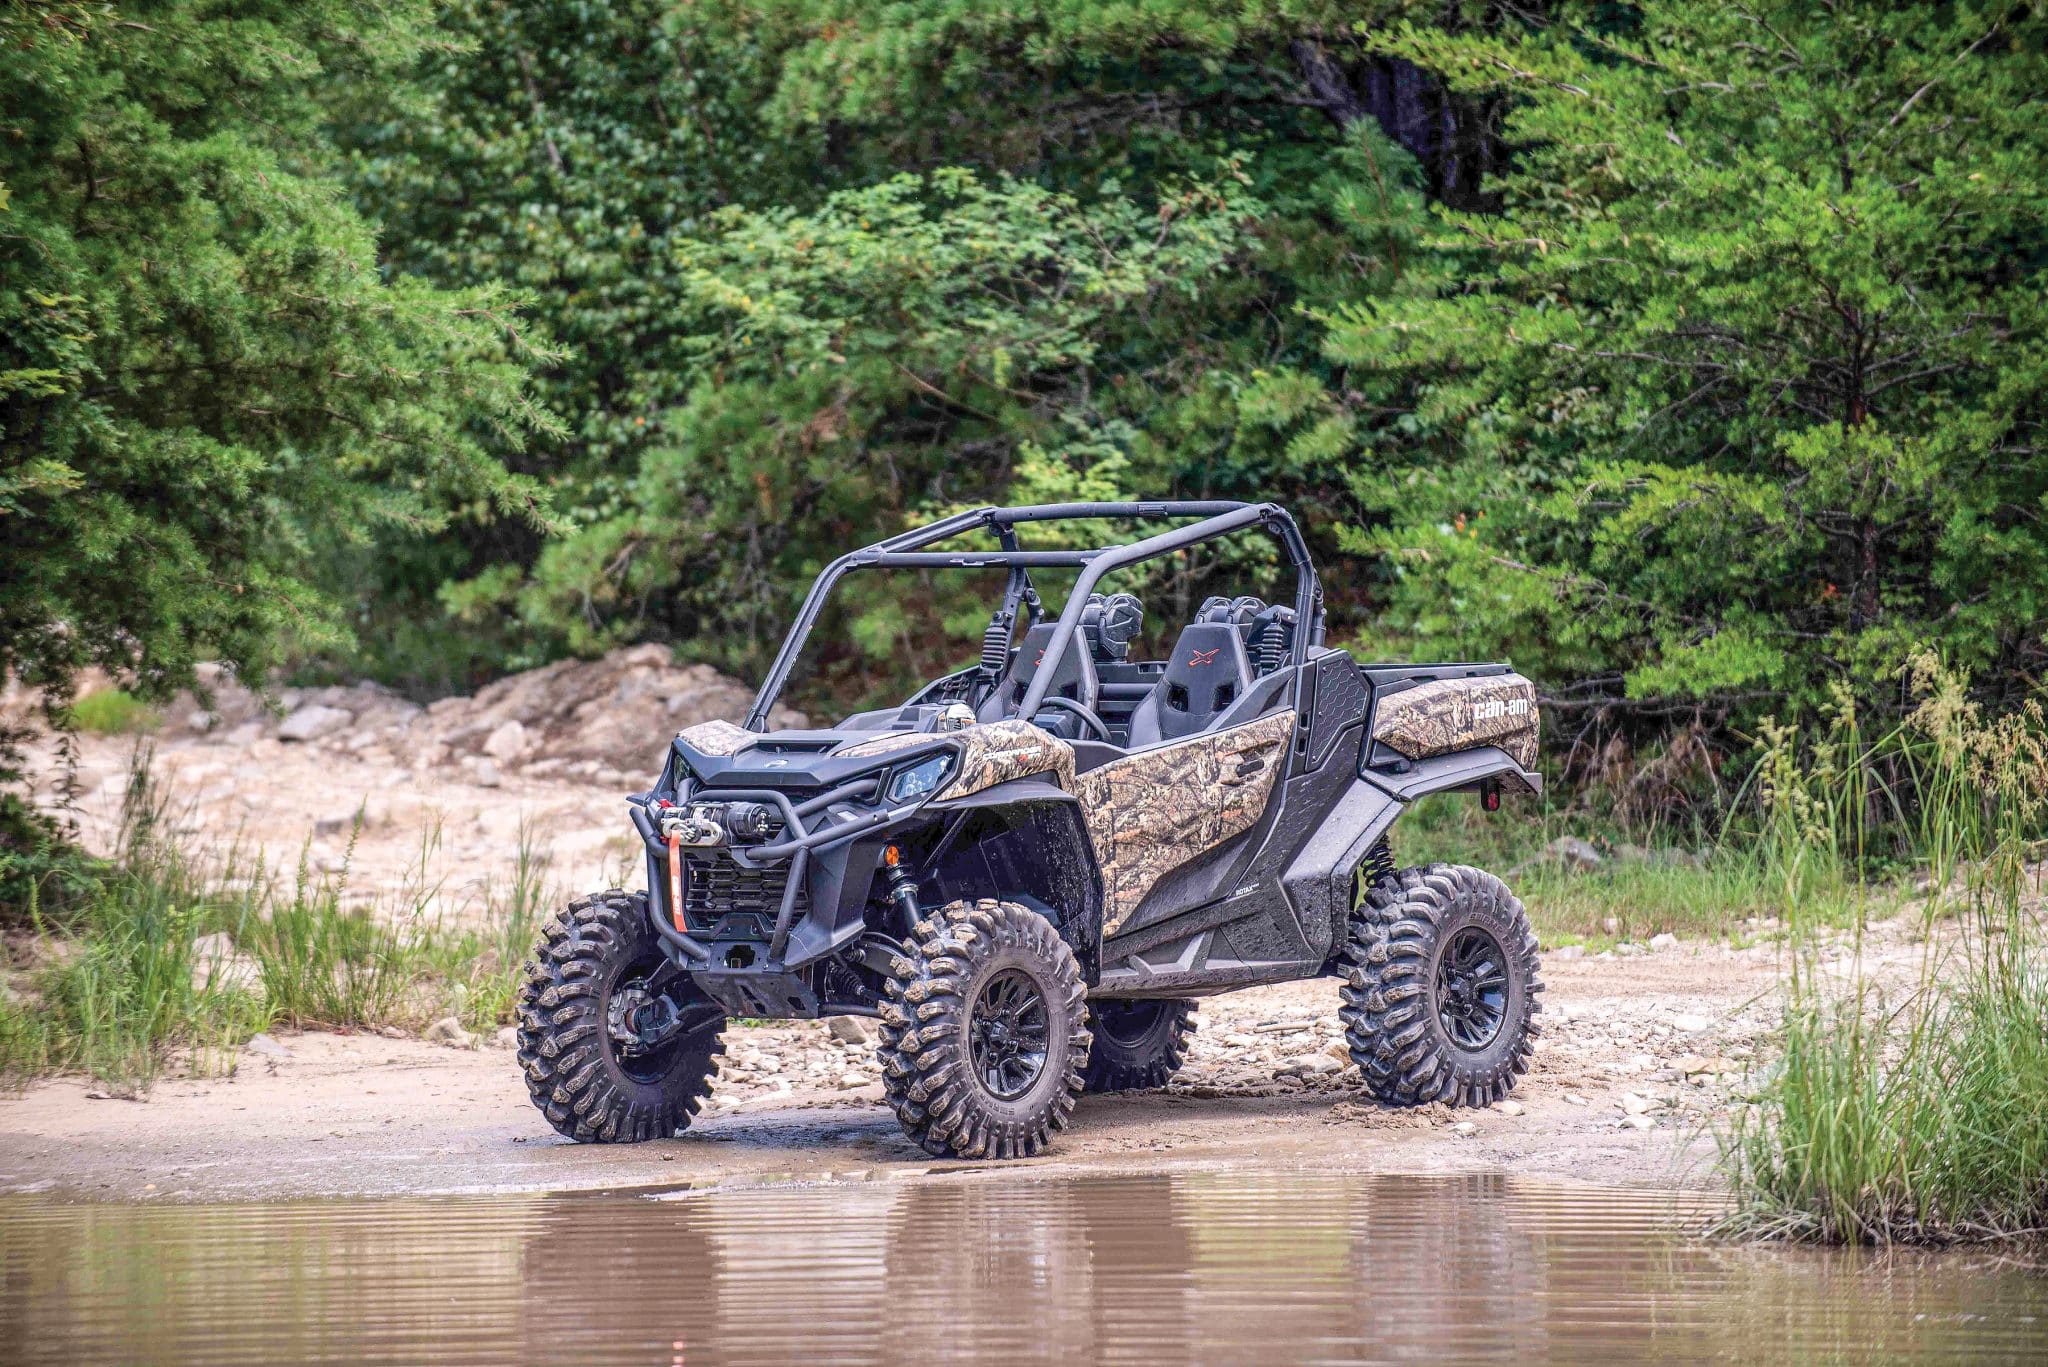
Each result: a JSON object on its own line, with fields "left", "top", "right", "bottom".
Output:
{"left": 888, "top": 753, "right": 956, "bottom": 803}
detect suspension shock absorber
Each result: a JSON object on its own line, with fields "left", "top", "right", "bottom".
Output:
{"left": 881, "top": 843, "right": 921, "bottom": 927}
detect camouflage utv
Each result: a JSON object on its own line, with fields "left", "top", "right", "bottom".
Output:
{"left": 516, "top": 502, "right": 1544, "bottom": 1159}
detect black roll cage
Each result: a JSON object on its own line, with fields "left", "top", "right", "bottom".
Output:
{"left": 744, "top": 501, "right": 1327, "bottom": 732}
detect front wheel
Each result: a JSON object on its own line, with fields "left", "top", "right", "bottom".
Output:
{"left": 515, "top": 890, "right": 726, "bottom": 1142}
{"left": 877, "top": 899, "right": 1090, "bottom": 1159}
{"left": 1338, "top": 864, "right": 1542, "bottom": 1108}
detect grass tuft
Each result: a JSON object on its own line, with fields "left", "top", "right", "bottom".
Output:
{"left": 0, "top": 756, "right": 553, "bottom": 1088}
{"left": 1716, "top": 656, "right": 2048, "bottom": 1244}
{"left": 65, "top": 689, "right": 160, "bottom": 736}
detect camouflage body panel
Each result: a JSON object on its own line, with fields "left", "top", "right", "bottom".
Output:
{"left": 935, "top": 719, "right": 1077, "bottom": 801}
{"left": 833, "top": 730, "right": 941, "bottom": 760}
{"left": 1373, "top": 674, "right": 1539, "bottom": 769}
{"left": 675, "top": 718, "right": 755, "bottom": 756}
{"left": 1075, "top": 710, "right": 1294, "bottom": 935}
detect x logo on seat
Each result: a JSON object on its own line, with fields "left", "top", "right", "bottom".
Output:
{"left": 1187, "top": 647, "right": 1220, "bottom": 667}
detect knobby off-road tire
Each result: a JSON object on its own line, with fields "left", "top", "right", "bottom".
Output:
{"left": 1338, "top": 863, "right": 1542, "bottom": 1108}
{"left": 516, "top": 890, "right": 726, "bottom": 1143}
{"left": 1081, "top": 999, "right": 1196, "bottom": 1093}
{"left": 877, "top": 898, "right": 1090, "bottom": 1159}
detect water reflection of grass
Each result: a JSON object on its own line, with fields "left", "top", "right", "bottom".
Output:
{"left": 0, "top": 750, "right": 548, "bottom": 1089}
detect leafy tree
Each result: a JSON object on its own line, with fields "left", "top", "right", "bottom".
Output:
{"left": 352, "top": 0, "right": 1487, "bottom": 685}
{"left": 463, "top": 167, "right": 1259, "bottom": 691}
{"left": 1327, "top": 2, "right": 2048, "bottom": 733}
{"left": 0, "top": 1, "right": 553, "bottom": 894}
{"left": 336, "top": 0, "right": 815, "bottom": 686}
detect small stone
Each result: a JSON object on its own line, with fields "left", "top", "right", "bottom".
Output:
{"left": 1624, "top": 1114, "right": 1657, "bottom": 1131}
{"left": 836, "top": 1072, "right": 873, "bottom": 1090}
{"left": 481, "top": 720, "right": 531, "bottom": 761}
{"left": 495, "top": 1026, "right": 518, "bottom": 1050}
{"left": 1450, "top": 1121, "right": 1478, "bottom": 1137}
{"left": 245, "top": 1032, "right": 291, "bottom": 1059}
{"left": 1222, "top": 1033, "right": 1257, "bottom": 1048}
{"left": 424, "top": 1015, "right": 475, "bottom": 1048}
{"left": 1620, "top": 1092, "right": 1655, "bottom": 1115}
{"left": 1548, "top": 836, "right": 1603, "bottom": 870}
{"left": 1548, "top": 944, "right": 1585, "bottom": 962}
{"left": 1562, "top": 1093, "right": 1589, "bottom": 1107}
{"left": 1323, "top": 1039, "right": 1352, "bottom": 1061}
{"left": 472, "top": 760, "right": 503, "bottom": 789}
{"left": 1648, "top": 933, "right": 1681, "bottom": 951}
{"left": 826, "top": 1016, "right": 876, "bottom": 1045}
{"left": 1491, "top": 1100, "right": 1525, "bottom": 1116}
{"left": 1670, "top": 1013, "right": 1712, "bottom": 1033}
{"left": 277, "top": 705, "right": 352, "bottom": 743}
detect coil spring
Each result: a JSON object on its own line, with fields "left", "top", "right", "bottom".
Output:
{"left": 1360, "top": 836, "right": 1397, "bottom": 895}
{"left": 979, "top": 612, "right": 1012, "bottom": 675}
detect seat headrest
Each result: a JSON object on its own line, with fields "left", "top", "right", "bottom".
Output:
{"left": 1161, "top": 622, "right": 1252, "bottom": 719}
{"left": 978, "top": 621, "right": 1098, "bottom": 721}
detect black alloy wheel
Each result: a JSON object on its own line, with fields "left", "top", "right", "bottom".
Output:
{"left": 1434, "top": 926, "right": 1509, "bottom": 1050}
{"left": 969, "top": 968, "right": 1051, "bottom": 1099}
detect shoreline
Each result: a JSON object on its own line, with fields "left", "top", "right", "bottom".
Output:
{"left": 0, "top": 961, "right": 1754, "bottom": 1205}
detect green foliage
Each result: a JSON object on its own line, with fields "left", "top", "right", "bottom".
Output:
{"left": 1, "top": 772, "right": 554, "bottom": 1088}
{"left": 1720, "top": 659, "right": 2048, "bottom": 1244}
{"left": 342, "top": 0, "right": 1439, "bottom": 694}
{"left": 0, "top": 0, "right": 557, "bottom": 714}
{"left": 1328, "top": 2, "right": 2048, "bottom": 723}
{"left": 467, "top": 167, "right": 1265, "bottom": 685}
{"left": 66, "top": 690, "right": 158, "bottom": 736}
{"left": 335, "top": 0, "right": 812, "bottom": 685}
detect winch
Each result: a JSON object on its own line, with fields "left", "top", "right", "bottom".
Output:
{"left": 658, "top": 800, "right": 781, "bottom": 847}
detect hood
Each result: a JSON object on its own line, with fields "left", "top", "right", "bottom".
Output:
{"left": 670, "top": 719, "right": 951, "bottom": 791}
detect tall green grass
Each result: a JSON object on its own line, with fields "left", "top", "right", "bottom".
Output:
{"left": 1395, "top": 788, "right": 1865, "bottom": 946}
{"left": 0, "top": 754, "right": 550, "bottom": 1090}
{"left": 1718, "top": 658, "right": 2048, "bottom": 1244}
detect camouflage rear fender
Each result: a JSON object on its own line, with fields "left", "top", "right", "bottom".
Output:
{"left": 1373, "top": 674, "right": 1538, "bottom": 769}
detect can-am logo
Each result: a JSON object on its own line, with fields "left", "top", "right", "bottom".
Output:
{"left": 1474, "top": 697, "right": 1531, "bottom": 721}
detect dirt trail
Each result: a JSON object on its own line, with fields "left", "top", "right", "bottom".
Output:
{"left": 0, "top": 651, "right": 1923, "bottom": 1203}
{"left": 0, "top": 936, "right": 1876, "bottom": 1202}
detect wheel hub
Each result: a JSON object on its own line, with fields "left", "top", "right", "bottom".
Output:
{"left": 1435, "top": 926, "right": 1509, "bottom": 1050}
{"left": 969, "top": 969, "right": 1051, "bottom": 1100}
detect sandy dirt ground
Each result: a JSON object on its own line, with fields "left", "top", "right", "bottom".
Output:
{"left": 0, "top": 653, "right": 1926, "bottom": 1203}
{"left": 0, "top": 942, "right": 1852, "bottom": 1202}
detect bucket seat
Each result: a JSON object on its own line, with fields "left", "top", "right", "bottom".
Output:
{"left": 978, "top": 621, "right": 1101, "bottom": 733}
{"left": 1125, "top": 621, "right": 1254, "bottom": 747}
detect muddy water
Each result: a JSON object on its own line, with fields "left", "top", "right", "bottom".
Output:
{"left": 1, "top": 1173, "right": 2043, "bottom": 1364}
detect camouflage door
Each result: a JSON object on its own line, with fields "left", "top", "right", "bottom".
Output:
{"left": 1074, "top": 710, "right": 1294, "bottom": 937}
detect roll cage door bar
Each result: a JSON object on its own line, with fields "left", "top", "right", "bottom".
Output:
{"left": 743, "top": 501, "right": 1327, "bottom": 732}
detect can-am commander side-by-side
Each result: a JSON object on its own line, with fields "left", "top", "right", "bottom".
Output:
{"left": 515, "top": 502, "right": 1544, "bottom": 1159}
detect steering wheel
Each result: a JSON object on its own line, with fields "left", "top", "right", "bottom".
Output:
{"left": 1034, "top": 696, "right": 1112, "bottom": 742}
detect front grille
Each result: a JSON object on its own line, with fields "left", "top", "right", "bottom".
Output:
{"left": 683, "top": 851, "right": 803, "bottom": 926}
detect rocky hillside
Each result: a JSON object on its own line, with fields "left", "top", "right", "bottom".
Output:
{"left": 9, "top": 647, "right": 805, "bottom": 914}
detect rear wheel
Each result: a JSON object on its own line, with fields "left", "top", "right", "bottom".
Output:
{"left": 1338, "top": 864, "right": 1541, "bottom": 1108}
{"left": 877, "top": 898, "right": 1090, "bottom": 1159}
{"left": 516, "top": 890, "right": 726, "bottom": 1142}
{"left": 1081, "top": 999, "right": 1196, "bottom": 1093}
